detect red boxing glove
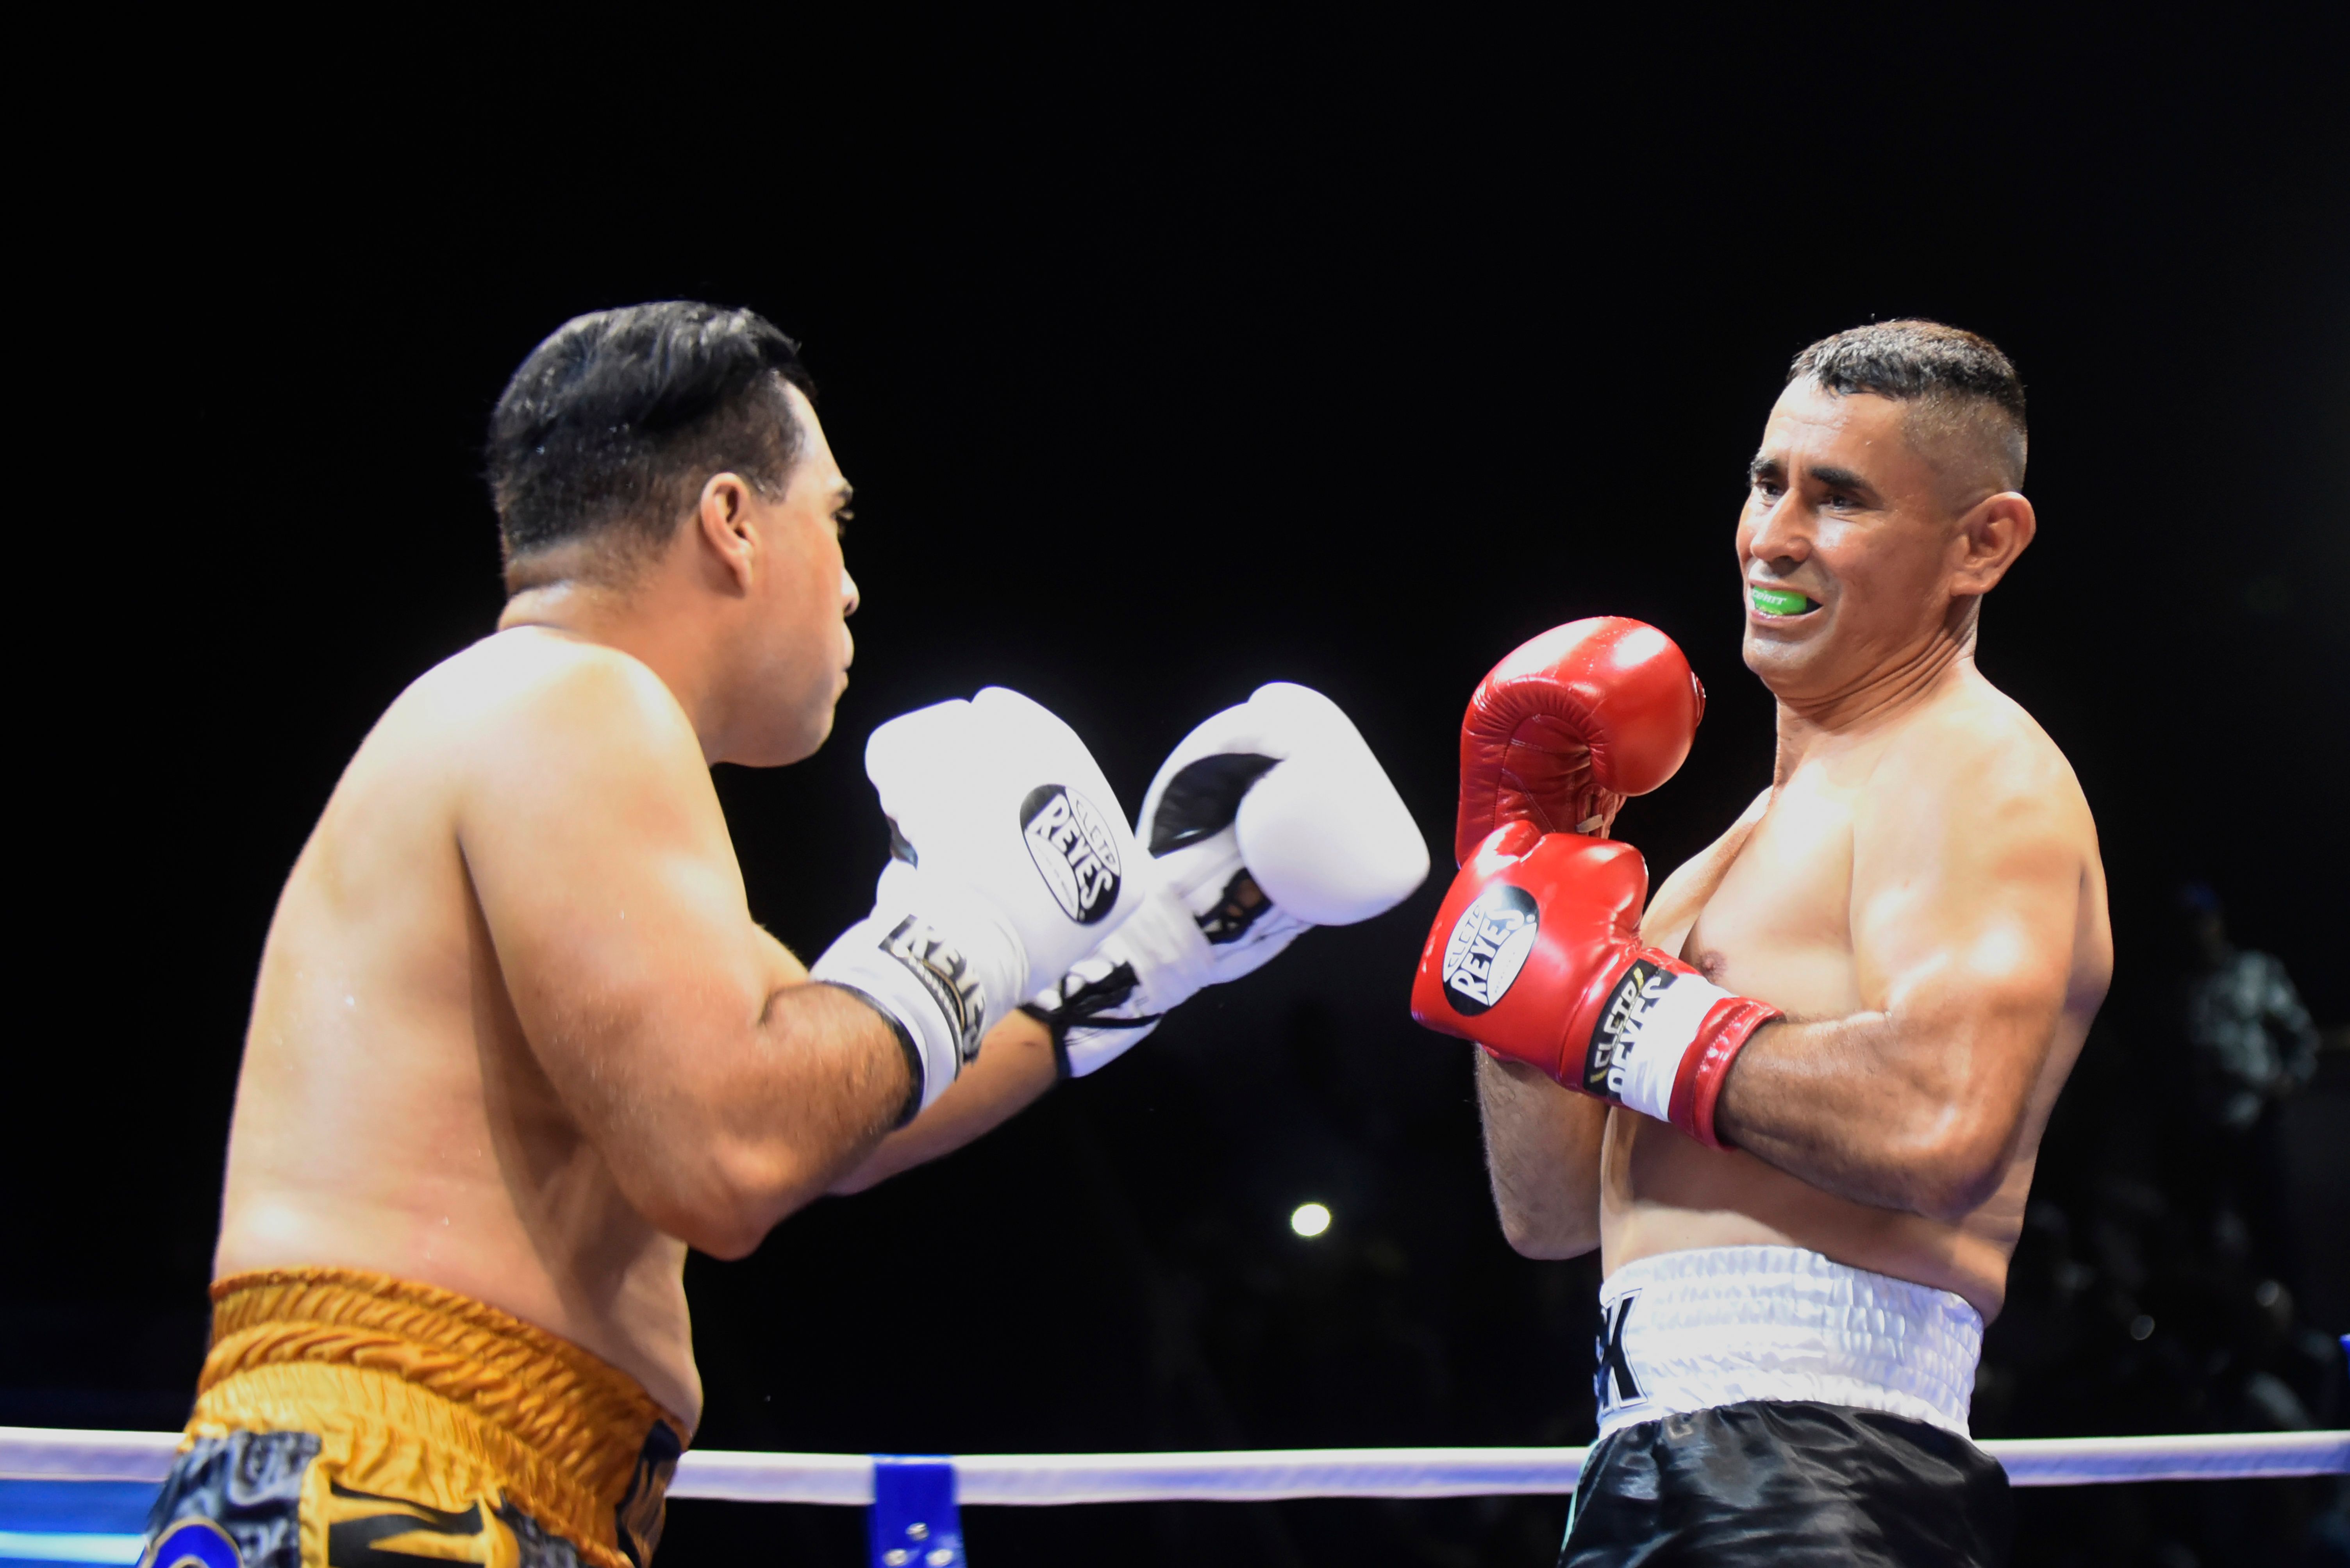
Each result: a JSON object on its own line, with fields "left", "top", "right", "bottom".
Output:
{"left": 1417, "top": 617, "right": 1769, "bottom": 1147}
{"left": 1453, "top": 617, "right": 1707, "bottom": 861}
{"left": 1410, "top": 821, "right": 1780, "bottom": 1147}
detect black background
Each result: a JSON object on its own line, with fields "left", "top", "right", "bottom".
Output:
{"left": 8, "top": 12, "right": 2346, "bottom": 1566}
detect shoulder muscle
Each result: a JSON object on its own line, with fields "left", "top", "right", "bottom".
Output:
{"left": 1851, "top": 693, "right": 2094, "bottom": 1006}
{"left": 449, "top": 634, "right": 758, "bottom": 1045}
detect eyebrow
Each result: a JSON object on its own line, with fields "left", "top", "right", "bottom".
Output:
{"left": 1747, "top": 455, "right": 1880, "bottom": 501}
{"left": 1806, "top": 464, "right": 1877, "bottom": 498}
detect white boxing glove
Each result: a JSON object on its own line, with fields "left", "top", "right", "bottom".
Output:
{"left": 813, "top": 687, "right": 1144, "bottom": 1115}
{"left": 1026, "top": 683, "right": 1429, "bottom": 1076}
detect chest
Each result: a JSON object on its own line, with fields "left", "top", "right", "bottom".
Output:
{"left": 1679, "top": 770, "right": 1862, "bottom": 1011}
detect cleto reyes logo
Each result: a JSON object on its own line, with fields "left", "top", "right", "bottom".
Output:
{"left": 1020, "top": 784, "right": 1123, "bottom": 924}
{"left": 880, "top": 915, "right": 988, "bottom": 1064}
{"left": 1582, "top": 958, "right": 1679, "bottom": 1098}
{"left": 1440, "top": 885, "right": 1539, "bottom": 1015}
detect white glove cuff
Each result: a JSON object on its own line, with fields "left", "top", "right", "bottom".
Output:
{"left": 1592, "top": 965, "right": 1737, "bottom": 1123}
{"left": 812, "top": 896, "right": 1024, "bottom": 1113}
{"left": 1018, "top": 954, "right": 1161, "bottom": 1081}
{"left": 1108, "top": 886, "right": 1221, "bottom": 1010}
{"left": 1061, "top": 1013, "right": 1166, "bottom": 1079}
{"left": 1049, "top": 887, "right": 1218, "bottom": 1079}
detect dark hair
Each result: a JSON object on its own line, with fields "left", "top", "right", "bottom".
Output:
{"left": 487, "top": 301, "right": 814, "bottom": 578}
{"left": 1787, "top": 319, "right": 2028, "bottom": 490}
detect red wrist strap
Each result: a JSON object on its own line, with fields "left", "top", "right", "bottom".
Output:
{"left": 1666, "top": 996, "right": 1781, "bottom": 1149}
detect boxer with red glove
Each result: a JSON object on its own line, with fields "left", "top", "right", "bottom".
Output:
{"left": 1452, "top": 328, "right": 2105, "bottom": 1568}
{"left": 1409, "top": 619, "right": 1778, "bottom": 1149}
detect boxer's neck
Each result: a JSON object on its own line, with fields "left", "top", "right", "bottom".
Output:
{"left": 497, "top": 574, "right": 742, "bottom": 762}
{"left": 1769, "top": 615, "right": 1978, "bottom": 775}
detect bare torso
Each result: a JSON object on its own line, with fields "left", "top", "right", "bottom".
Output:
{"left": 216, "top": 631, "right": 761, "bottom": 1424}
{"left": 1601, "top": 664, "right": 2110, "bottom": 1319}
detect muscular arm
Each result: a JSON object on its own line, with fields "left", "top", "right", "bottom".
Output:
{"left": 829, "top": 1011, "right": 1059, "bottom": 1193}
{"left": 1476, "top": 1053, "right": 1606, "bottom": 1256}
{"left": 461, "top": 650, "right": 912, "bottom": 1258}
{"left": 1713, "top": 742, "right": 2104, "bottom": 1222}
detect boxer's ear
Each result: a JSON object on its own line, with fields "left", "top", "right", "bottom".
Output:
{"left": 1950, "top": 491, "right": 2036, "bottom": 599}
{"left": 695, "top": 473, "right": 759, "bottom": 593}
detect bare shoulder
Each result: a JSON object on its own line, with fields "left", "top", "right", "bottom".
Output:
{"left": 379, "top": 630, "right": 702, "bottom": 790}
{"left": 1847, "top": 668, "right": 2112, "bottom": 1033}
{"left": 409, "top": 630, "right": 691, "bottom": 746}
{"left": 415, "top": 630, "right": 742, "bottom": 912}
{"left": 1871, "top": 668, "right": 2098, "bottom": 853}
{"left": 327, "top": 630, "right": 718, "bottom": 868}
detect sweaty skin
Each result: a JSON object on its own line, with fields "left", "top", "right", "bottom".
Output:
{"left": 1477, "top": 384, "right": 2111, "bottom": 1320}
{"left": 216, "top": 385, "right": 1048, "bottom": 1423}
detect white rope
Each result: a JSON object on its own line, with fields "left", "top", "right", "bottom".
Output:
{"left": 1991, "top": 1431, "right": 2350, "bottom": 1486}
{"left": 0, "top": 1429, "right": 178, "bottom": 1484}
{"left": 665, "top": 1448, "right": 871, "bottom": 1506}
{"left": 934, "top": 1448, "right": 1584, "bottom": 1504}
{"left": 5, "top": 1427, "right": 2344, "bottom": 1503}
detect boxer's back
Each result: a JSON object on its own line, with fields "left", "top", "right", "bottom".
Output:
{"left": 218, "top": 628, "right": 711, "bottom": 1422}
{"left": 1605, "top": 658, "right": 2110, "bottom": 1320}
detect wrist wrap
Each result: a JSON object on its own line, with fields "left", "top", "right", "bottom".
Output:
{"left": 811, "top": 911, "right": 995, "bottom": 1114}
{"left": 1581, "top": 958, "right": 1780, "bottom": 1149}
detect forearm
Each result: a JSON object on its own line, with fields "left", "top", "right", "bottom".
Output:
{"left": 829, "top": 1011, "right": 1059, "bottom": 1194}
{"left": 1477, "top": 1051, "right": 1606, "bottom": 1258}
{"left": 1712, "top": 1011, "right": 2024, "bottom": 1221}
{"left": 637, "top": 956, "right": 1058, "bottom": 1243}
{"left": 756, "top": 978, "right": 921, "bottom": 1168}
{"left": 653, "top": 978, "right": 915, "bottom": 1252}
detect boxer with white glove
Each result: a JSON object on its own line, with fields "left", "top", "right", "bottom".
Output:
{"left": 813, "top": 687, "right": 1145, "bottom": 1115}
{"left": 1025, "top": 683, "right": 1429, "bottom": 1077}
{"left": 191, "top": 307, "right": 1203, "bottom": 1568}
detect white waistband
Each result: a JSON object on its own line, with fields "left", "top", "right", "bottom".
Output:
{"left": 1593, "top": 1245, "right": 1983, "bottom": 1441}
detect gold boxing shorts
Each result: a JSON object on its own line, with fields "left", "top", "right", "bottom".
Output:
{"left": 136, "top": 1268, "right": 691, "bottom": 1568}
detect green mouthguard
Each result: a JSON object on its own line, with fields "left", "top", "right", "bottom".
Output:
{"left": 1750, "top": 586, "right": 1813, "bottom": 616}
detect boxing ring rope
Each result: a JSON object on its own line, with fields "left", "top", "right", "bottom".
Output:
{"left": 681, "top": 1432, "right": 2350, "bottom": 1498}
{"left": 3, "top": 1425, "right": 2345, "bottom": 1564}
{"left": 7, "top": 1426, "right": 2346, "bottom": 1495}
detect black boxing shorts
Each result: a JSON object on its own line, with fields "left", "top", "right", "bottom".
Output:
{"left": 1559, "top": 1399, "right": 2012, "bottom": 1566}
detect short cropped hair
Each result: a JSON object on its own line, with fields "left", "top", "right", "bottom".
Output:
{"left": 488, "top": 302, "right": 814, "bottom": 581}
{"left": 1788, "top": 320, "right": 2028, "bottom": 494}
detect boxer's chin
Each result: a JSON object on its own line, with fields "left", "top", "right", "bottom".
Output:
{"left": 1741, "top": 622, "right": 1828, "bottom": 694}
{"left": 738, "top": 693, "right": 837, "bottom": 768}
{"left": 788, "top": 699, "right": 839, "bottom": 764}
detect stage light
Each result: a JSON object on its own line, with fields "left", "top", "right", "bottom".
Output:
{"left": 1290, "top": 1202, "right": 1332, "bottom": 1238}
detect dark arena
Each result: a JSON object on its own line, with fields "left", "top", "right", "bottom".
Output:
{"left": 5, "top": 14, "right": 2345, "bottom": 1568}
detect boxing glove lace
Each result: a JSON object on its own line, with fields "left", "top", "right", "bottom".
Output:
{"left": 1028, "top": 683, "right": 1429, "bottom": 1076}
